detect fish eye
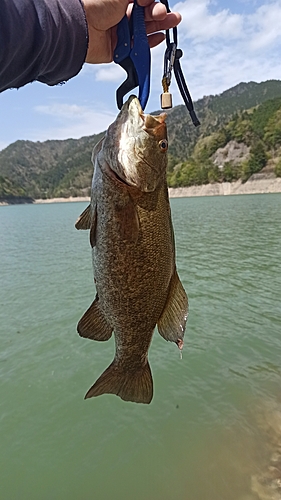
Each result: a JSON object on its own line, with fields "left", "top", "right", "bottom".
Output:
{"left": 158, "top": 139, "right": 168, "bottom": 152}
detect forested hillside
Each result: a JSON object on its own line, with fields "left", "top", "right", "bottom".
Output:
{"left": 167, "top": 96, "right": 281, "bottom": 187}
{"left": 1, "top": 80, "right": 281, "bottom": 202}
{"left": 0, "top": 134, "right": 104, "bottom": 200}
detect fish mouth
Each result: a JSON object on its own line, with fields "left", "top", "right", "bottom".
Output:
{"left": 125, "top": 95, "right": 144, "bottom": 117}
{"left": 104, "top": 96, "right": 167, "bottom": 191}
{"left": 125, "top": 96, "right": 167, "bottom": 130}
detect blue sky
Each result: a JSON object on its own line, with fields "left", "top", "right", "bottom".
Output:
{"left": 1, "top": 0, "right": 281, "bottom": 150}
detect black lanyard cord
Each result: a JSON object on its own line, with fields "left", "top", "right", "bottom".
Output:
{"left": 160, "top": 0, "right": 200, "bottom": 127}
{"left": 174, "top": 50, "right": 200, "bottom": 126}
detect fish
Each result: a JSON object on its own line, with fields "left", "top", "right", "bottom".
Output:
{"left": 75, "top": 95, "right": 188, "bottom": 404}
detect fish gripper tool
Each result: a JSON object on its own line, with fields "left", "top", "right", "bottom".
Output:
{"left": 114, "top": 0, "right": 151, "bottom": 111}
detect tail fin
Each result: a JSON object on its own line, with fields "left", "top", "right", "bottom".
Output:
{"left": 85, "top": 360, "right": 153, "bottom": 404}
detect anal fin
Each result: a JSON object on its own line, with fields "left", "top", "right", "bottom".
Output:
{"left": 77, "top": 295, "right": 113, "bottom": 341}
{"left": 157, "top": 270, "right": 188, "bottom": 348}
{"left": 85, "top": 359, "right": 153, "bottom": 404}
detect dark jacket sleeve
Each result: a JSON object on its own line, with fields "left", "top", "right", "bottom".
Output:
{"left": 0, "top": 0, "right": 88, "bottom": 92}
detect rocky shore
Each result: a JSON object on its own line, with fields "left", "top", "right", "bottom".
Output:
{"left": 168, "top": 174, "right": 281, "bottom": 198}
{"left": 34, "top": 196, "right": 91, "bottom": 204}
{"left": 251, "top": 400, "right": 281, "bottom": 500}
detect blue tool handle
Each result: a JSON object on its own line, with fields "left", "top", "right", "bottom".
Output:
{"left": 130, "top": 2, "right": 151, "bottom": 109}
{"left": 113, "top": 15, "right": 131, "bottom": 63}
{"left": 131, "top": 1, "right": 146, "bottom": 40}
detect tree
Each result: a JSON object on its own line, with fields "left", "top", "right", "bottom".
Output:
{"left": 248, "top": 141, "right": 267, "bottom": 175}
{"left": 264, "top": 108, "right": 281, "bottom": 148}
{"left": 274, "top": 158, "right": 281, "bottom": 177}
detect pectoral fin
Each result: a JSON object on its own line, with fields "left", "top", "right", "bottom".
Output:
{"left": 75, "top": 203, "right": 97, "bottom": 246}
{"left": 75, "top": 204, "right": 91, "bottom": 230}
{"left": 157, "top": 270, "right": 188, "bottom": 348}
{"left": 77, "top": 295, "right": 113, "bottom": 341}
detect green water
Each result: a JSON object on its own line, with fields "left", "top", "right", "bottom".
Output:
{"left": 0, "top": 194, "right": 281, "bottom": 500}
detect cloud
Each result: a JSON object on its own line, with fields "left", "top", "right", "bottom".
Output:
{"left": 87, "top": 0, "right": 281, "bottom": 106}
{"left": 76, "top": 1, "right": 281, "bottom": 108}
{"left": 168, "top": 0, "right": 281, "bottom": 100}
{"left": 95, "top": 64, "right": 125, "bottom": 82}
{"left": 36, "top": 103, "right": 90, "bottom": 119}
{"left": 2, "top": 0, "right": 281, "bottom": 147}
{"left": 33, "top": 103, "right": 116, "bottom": 141}
{"left": 174, "top": 0, "right": 243, "bottom": 41}
{"left": 249, "top": 2, "right": 281, "bottom": 50}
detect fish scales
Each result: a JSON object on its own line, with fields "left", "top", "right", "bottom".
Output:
{"left": 95, "top": 182, "right": 173, "bottom": 354}
{"left": 76, "top": 96, "right": 188, "bottom": 404}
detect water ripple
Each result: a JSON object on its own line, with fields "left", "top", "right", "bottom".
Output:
{"left": 0, "top": 195, "right": 281, "bottom": 500}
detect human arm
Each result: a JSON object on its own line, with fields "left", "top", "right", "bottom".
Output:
{"left": 0, "top": 0, "right": 181, "bottom": 92}
{"left": 0, "top": 0, "right": 88, "bottom": 92}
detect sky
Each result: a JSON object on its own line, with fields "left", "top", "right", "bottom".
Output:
{"left": 1, "top": 0, "right": 281, "bottom": 150}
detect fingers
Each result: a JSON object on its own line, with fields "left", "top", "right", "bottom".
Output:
{"left": 126, "top": 2, "right": 181, "bottom": 28}
{"left": 146, "top": 12, "right": 182, "bottom": 35}
{"left": 147, "top": 32, "right": 166, "bottom": 49}
{"left": 144, "top": 2, "right": 167, "bottom": 21}
{"left": 137, "top": 0, "right": 164, "bottom": 8}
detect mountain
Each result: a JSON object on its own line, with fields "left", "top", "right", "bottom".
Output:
{"left": 168, "top": 91, "right": 281, "bottom": 187}
{"left": 164, "top": 79, "right": 281, "bottom": 161}
{"left": 0, "top": 134, "right": 104, "bottom": 200}
{"left": 1, "top": 79, "right": 281, "bottom": 202}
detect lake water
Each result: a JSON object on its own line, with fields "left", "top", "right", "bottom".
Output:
{"left": 0, "top": 194, "right": 281, "bottom": 500}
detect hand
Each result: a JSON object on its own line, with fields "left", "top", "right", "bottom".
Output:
{"left": 81, "top": 0, "right": 182, "bottom": 64}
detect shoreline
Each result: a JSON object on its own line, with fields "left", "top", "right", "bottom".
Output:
{"left": 34, "top": 196, "right": 91, "bottom": 204}
{"left": 1, "top": 177, "right": 281, "bottom": 206}
{"left": 30, "top": 177, "right": 281, "bottom": 202}
{"left": 169, "top": 175, "right": 281, "bottom": 198}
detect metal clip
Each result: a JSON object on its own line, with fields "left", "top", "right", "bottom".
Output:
{"left": 163, "top": 42, "right": 177, "bottom": 87}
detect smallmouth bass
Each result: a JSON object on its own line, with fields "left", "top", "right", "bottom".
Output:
{"left": 76, "top": 96, "right": 188, "bottom": 404}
